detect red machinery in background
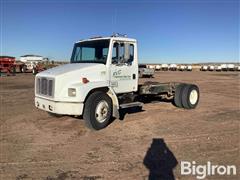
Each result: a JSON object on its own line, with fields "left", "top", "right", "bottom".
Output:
{"left": 0, "top": 56, "right": 48, "bottom": 76}
{"left": 0, "top": 56, "right": 19, "bottom": 76}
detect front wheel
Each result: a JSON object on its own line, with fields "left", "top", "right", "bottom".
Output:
{"left": 83, "top": 91, "right": 112, "bottom": 130}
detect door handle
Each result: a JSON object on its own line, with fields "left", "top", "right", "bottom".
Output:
{"left": 133, "top": 74, "right": 136, "bottom": 79}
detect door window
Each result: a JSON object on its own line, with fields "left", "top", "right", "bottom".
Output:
{"left": 112, "top": 42, "right": 134, "bottom": 65}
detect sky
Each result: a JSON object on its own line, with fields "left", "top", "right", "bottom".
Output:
{"left": 0, "top": 0, "right": 239, "bottom": 63}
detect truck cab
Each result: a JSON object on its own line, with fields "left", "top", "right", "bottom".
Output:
{"left": 35, "top": 35, "right": 200, "bottom": 130}
{"left": 35, "top": 35, "right": 140, "bottom": 129}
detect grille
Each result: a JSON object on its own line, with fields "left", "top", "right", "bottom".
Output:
{"left": 36, "top": 77, "right": 54, "bottom": 97}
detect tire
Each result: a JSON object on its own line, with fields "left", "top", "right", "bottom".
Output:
{"left": 83, "top": 91, "right": 112, "bottom": 130}
{"left": 181, "top": 84, "right": 200, "bottom": 109}
{"left": 21, "top": 66, "right": 26, "bottom": 73}
{"left": 10, "top": 66, "right": 16, "bottom": 75}
{"left": 32, "top": 68, "right": 37, "bottom": 75}
{"left": 173, "top": 84, "right": 185, "bottom": 108}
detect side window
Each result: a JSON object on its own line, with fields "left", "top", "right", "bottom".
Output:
{"left": 73, "top": 46, "right": 81, "bottom": 61}
{"left": 112, "top": 42, "right": 119, "bottom": 63}
{"left": 112, "top": 42, "right": 134, "bottom": 64}
{"left": 119, "top": 43, "right": 125, "bottom": 61}
{"left": 129, "top": 44, "right": 134, "bottom": 62}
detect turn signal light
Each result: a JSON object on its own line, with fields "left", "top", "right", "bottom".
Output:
{"left": 82, "top": 77, "right": 89, "bottom": 84}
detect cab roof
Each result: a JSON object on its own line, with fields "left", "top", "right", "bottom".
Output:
{"left": 76, "top": 35, "right": 136, "bottom": 43}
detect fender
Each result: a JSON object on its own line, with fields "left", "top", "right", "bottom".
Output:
{"left": 107, "top": 87, "right": 120, "bottom": 119}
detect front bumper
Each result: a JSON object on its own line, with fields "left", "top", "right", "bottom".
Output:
{"left": 35, "top": 97, "right": 83, "bottom": 115}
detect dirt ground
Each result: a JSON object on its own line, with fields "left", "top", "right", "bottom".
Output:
{"left": 0, "top": 71, "right": 239, "bottom": 180}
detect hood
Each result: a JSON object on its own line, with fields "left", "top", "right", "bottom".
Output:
{"left": 38, "top": 63, "right": 104, "bottom": 76}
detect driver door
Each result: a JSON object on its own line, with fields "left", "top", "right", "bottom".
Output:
{"left": 110, "top": 41, "right": 138, "bottom": 94}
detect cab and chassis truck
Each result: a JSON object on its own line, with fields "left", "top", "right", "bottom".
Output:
{"left": 35, "top": 35, "right": 200, "bottom": 130}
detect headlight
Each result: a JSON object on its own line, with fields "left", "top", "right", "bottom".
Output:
{"left": 68, "top": 88, "right": 76, "bottom": 97}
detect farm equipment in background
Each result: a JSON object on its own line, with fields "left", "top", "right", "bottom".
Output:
{"left": 19, "top": 55, "right": 47, "bottom": 74}
{"left": 32, "top": 62, "right": 58, "bottom": 75}
{"left": 0, "top": 56, "right": 24, "bottom": 76}
{"left": 20, "top": 61, "right": 47, "bottom": 75}
{"left": 0, "top": 56, "right": 56, "bottom": 76}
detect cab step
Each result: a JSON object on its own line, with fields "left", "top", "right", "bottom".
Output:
{"left": 120, "top": 102, "right": 143, "bottom": 109}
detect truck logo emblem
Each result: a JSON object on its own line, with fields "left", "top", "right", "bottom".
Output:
{"left": 113, "top": 70, "right": 122, "bottom": 76}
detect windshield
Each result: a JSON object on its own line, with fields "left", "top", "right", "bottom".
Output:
{"left": 71, "top": 39, "right": 110, "bottom": 64}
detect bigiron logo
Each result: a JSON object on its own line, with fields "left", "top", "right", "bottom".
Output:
{"left": 181, "top": 161, "right": 237, "bottom": 179}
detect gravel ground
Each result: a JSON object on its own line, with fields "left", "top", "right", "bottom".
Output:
{"left": 0, "top": 71, "right": 239, "bottom": 180}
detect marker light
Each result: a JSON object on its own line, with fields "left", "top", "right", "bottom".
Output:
{"left": 82, "top": 77, "right": 89, "bottom": 84}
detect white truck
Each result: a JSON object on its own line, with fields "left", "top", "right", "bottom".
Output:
{"left": 227, "top": 64, "right": 235, "bottom": 71}
{"left": 208, "top": 65, "right": 215, "bottom": 71}
{"left": 220, "top": 64, "right": 227, "bottom": 71}
{"left": 178, "top": 65, "right": 187, "bottom": 71}
{"left": 215, "top": 65, "right": 222, "bottom": 71}
{"left": 237, "top": 65, "right": 240, "bottom": 71}
{"left": 200, "top": 65, "right": 208, "bottom": 71}
{"left": 155, "top": 64, "right": 161, "bottom": 71}
{"left": 161, "top": 64, "right": 169, "bottom": 71}
{"left": 35, "top": 35, "right": 200, "bottom": 130}
{"left": 138, "top": 64, "right": 154, "bottom": 78}
{"left": 169, "top": 64, "right": 177, "bottom": 71}
{"left": 186, "top": 65, "right": 192, "bottom": 71}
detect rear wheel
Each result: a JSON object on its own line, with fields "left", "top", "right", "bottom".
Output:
{"left": 83, "top": 91, "right": 112, "bottom": 130}
{"left": 173, "top": 84, "right": 185, "bottom": 108}
{"left": 181, "top": 84, "right": 200, "bottom": 109}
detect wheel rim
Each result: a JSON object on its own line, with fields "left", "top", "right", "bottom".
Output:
{"left": 189, "top": 89, "right": 198, "bottom": 105}
{"left": 95, "top": 100, "right": 109, "bottom": 123}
